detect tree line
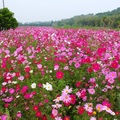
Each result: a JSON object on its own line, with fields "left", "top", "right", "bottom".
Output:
{"left": 19, "top": 7, "right": 120, "bottom": 28}
{"left": 54, "top": 7, "right": 120, "bottom": 28}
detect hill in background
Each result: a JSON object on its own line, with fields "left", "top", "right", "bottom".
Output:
{"left": 19, "top": 7, "right": 120, "bottom": 28}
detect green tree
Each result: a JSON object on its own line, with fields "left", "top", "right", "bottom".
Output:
{"left": 0, "top": 8, "right": 18, "bottom": 31}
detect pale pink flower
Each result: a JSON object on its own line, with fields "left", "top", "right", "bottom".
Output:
{"left": 68, "top": 52, "right": 72, "bottom": 56}
{"left": 37, "top": 64, "right": 42, "bottom": 69}
{"left": 82, "top": 96, "right": 87, "bottom": 101}
{"left": 52, "top": 103, "right": 62, "bottom": 109}
{"left": 61, "top": 52, "right": 66, "bottom": 56}
{"left": 18, "top": 76, "right": 24, "bottom": 81}
{"left": 54, "top": 64, "right": 59, "bottom": 70}
{"left": 102, "top": 88, "right": 107, "bottom": 92}
{"left": 64, "top": 66, "right": 69, "bottom": 70}
{"left": 52, "top": 109, "right": 58, "bottom": 117}
{"left": 89, "top": 78, "right": 96, "bottom": 83}
{"left": 102, "top": 106, "right": 115, "bottom": 115}
{"left": 60, "top": 93, "right": 71, "bottom": 103}
{"left": 76, "top": 91, "right": 81, "bottom": 98}
{"left": 109, "top": 71, "right": 117, "bottom": 79}
{"left": 84, "top": 103, "right": 93, "bottom": 113}
{"left": 90, "top": 117, "right": 96, "bottom": 120}
{"left": 62, "top": 86, "right": 72, "bottom": 94}
{"left": 75, "top": 62, "right": 80, "bottom": 68}
{"left": 53, "top": 96, "right": 62, "bottom": 103}
{"left": 2, "top": 96, "right": 13, "bottom": 102}
{"left": 108, "top": 78, "right": 115, "bottom": 84}
{"left": 88, "top": 88, "right": 95, "bottom": 95}
{"left": 55, "top": 116, "right": 62, "bottom": 120}
{"left": 96, "top": 104, "right": 103, "bottom": 112}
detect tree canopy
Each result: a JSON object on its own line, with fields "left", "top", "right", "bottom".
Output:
{"left": 0, "top": 8, "right": 18, "bottom": 31}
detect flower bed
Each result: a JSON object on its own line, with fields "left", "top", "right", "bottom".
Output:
{"left": 0, "top": 27, "right": 120, "bottom": 120}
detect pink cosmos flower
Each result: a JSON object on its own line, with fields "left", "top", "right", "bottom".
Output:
{"left": 9, "top": 88, "right": 15, "bottom": 94}
{"left": 96, "top": 104, "right": 103, "bottom": 112}
{"left": 33, "top": 105, "right": 39, "bottom": 111}
{"left": 102, "top": 100, "right": 111, "bottom": 108}
{"left": 44, "top": 99, "right": 49, "bottom": 103}
{"left": 52, "top": 109, "right": 58, "bottom": 117}
{"left": 37, "top": 64, "right": 42, "bottom": 69}
{"left": 108, "top": 71, "right": 117, "bottom": 79}
{"left": 60, "top": 93, "right": 71, "bottom": 103}
{"left": 81, "top": 89, "right": 87, "bottom": 98}
{"left": 68, "top": 52, "right": 72, "bottom": 56}
{"left": 108, "top": 78, "right": 115, "bottom": 84}
{"left": 62, "top": 86, "right": 72, "bottom": 94}
{"left": 76, "top": 91, "right": 81, "bottom": 98}
{"left": 38, "top": 83, "right": 42, "bottom": 87}
{"left": 55, "top": 116, "right": 62, "bottom": 120}
{"left": 78, "top": 106, "right": 85, "bottom": 115}
{"left": 24, "top": 93, "right": 33, "bottom": 99}
{"left": 102, "top": 106, "right": 115, "bottom": 115}
{"left": 75, "top": 62, "right": 80, "bottom": 68}
{"left": 64, "top": 66, "right": 69, "bottom": 70}
{"left": 89, "top": 78, "right": 96, "bottom": 83}
{"left": 56, "top": 71, "right": 64, "bottom": 79}
{"left": 16, "top": 111, "right": 22, "bottom": 118}
{"left": 92, "top": 63, "right": 100, "bottom": 72}
{"left": 2, "top": 96, "right": 13, "bottom": 103}
{"left": 24, "top": 66, "right": 31, "bottom": 73}
{"left": 53, "top": 96, "right": 62, "bottom": 103}
{"left": 70, "top": 94, "right": 76, "bottom": 104}
{"left": 1, "top": 62, "right": 6, "bottom": 68}
{"left": 4, "top": 74, "right": 12, "bottom": 82}
{"left": 0, "top": 114, "right": 8, "bottom": 120}
{"left": 84, "top": 103, "right": 93, "bottom": 113}
{"left": 97, "top": 47, "right": 106, "bottom": 56}
{"left": 111, "top": 60, "right": 118, "bottom": 69}
{"left": 76, "top": 81, "right": 82, "bottom": 87}
{"left": 88, "top": 88, "right": 95, "bottom": 95}
{"left": 52, "top": 103, "right": 62, "bottom": 109}
{"left": 54, "top": 64, "right": 59, "bottom": 70}
{"left": 82, "top": 96, "right": 87, "bottom": 101}
{"left": 21, "top": 86, "right": 28, "bottom": 94}
{"left": 18, "top": 76, "right": 24, "bottom": 81}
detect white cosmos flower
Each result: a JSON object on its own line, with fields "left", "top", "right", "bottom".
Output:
{"left": 31, "top": 83, "right": 36, "bottom": 89}
{"left": 2, "top": 82, "right": 7, "bottom": 86}
{"left": 30, "top": 70, "right": 33, "bottom": 73}
{"left": 12, "top": 81, "right": 17, "bottom": 84}
{"left": 43, "top": 82, "right": 53, "bottom": 91}
{"left": 16, "top": 95, "right": 20, "bottom": 98}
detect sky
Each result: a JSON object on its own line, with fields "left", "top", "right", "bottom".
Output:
{"left": 0, "top": 0, "right": 120, "bottom": 23}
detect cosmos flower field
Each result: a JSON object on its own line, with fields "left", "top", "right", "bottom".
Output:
{"left": 0, "top": 27, "right": 120, "bottom": 120}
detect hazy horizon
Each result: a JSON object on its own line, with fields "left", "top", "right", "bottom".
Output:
{"left": 0, "top": 0, "right": 120, "bottom": 23}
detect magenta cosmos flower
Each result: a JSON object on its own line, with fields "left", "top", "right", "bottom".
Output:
{"left": 56, "top": 71, "right": 64, "bottom": 79}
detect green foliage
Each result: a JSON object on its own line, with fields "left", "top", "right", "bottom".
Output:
{"left": 54, "top": 7, "right": 120, "bottom": 28}
{"left": 0, "top": 8, "right": 18, "bottom": 31}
